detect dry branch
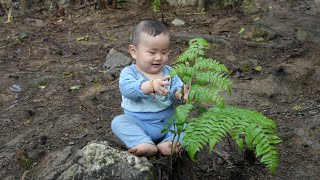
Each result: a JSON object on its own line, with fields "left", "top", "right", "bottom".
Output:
{"left": 170, "top": 32, "right": 293, "bottom": 49}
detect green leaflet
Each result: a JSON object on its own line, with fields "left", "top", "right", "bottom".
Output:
{"left": 164, "top": 38, "right": 281, "bottom": 175}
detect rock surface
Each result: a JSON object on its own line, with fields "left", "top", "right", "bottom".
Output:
{"left": 30, "top": 141, "right": 155, "bottom": 180}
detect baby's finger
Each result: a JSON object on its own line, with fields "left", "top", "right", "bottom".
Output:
{"left": 161, "top": 81, "right": 171, "bottom": 86}
{"left": 162, "top": 75, "right": 171, "bottom": 81}
{"left": 160, "top": 88, "right": 169, "bottom": 95}
{"left": 184, "top": 84, "right": 190, "bottom": 91}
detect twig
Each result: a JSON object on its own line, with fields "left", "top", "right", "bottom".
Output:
{"left": 20, "top": 170, "right": 28, "bottom": 180}
{"left": 75, "top": 1, "right": 98, "bottom": 10}
{"left": 108, "top": 77, "right": 119, "bottom": 85}
{"left": 170, "top": 32, "right": 293, "bottom": 49}
{"left": 171, "top": 32, "right": 231, "bottom": 45}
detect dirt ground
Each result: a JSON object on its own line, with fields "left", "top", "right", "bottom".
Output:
{"left": 1, "top": 1, "right": 320, "bottom": 179}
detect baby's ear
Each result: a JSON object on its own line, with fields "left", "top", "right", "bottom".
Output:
{"left": 128, "top": 45, "right": 137, "bottom": 59}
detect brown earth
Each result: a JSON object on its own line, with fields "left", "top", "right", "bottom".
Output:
{"left": 0, "top": 1, "right": 320, "bottom": 179}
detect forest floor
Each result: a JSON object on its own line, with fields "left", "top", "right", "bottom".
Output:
{"left": 0, "top": 0, "right": 320, "bottom": 179}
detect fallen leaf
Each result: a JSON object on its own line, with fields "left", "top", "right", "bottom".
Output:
{"left": 292, "top": 105, "right": 301, "bottom": 110}
{"left": 70, "top": 85, "right": 82, "bottom": 91}
{"left": 75, "top": 35, "right": 89, "bottom": 41}
{"left": 88, "top": 67, "right": 97, "bottom": 71}
{"left": 39, "top": 85, "right": 47, "bottom": 89}
{"left": 36, "top": 78, "right": 49, "bottom": 89}
{"left": 238, "top": 27, "right": 245, "bottom": 34}
{"left": 98, "top": 70, "right": 108, "bottom": 73}
{"left": 242, "top": 64, "right": 250, "bottom": 71}
{"left": 94, "top": 83, "right": 103, "bottom": 87}
{"left": 254, "top": 66, "right": 262, "bottom": 72}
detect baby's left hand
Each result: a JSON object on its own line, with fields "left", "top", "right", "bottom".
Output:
{"left": 183, "top": 84, "right": 190, "bottom": 103}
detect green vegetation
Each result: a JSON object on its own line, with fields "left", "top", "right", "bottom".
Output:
{"left": 152, "top": 0, "right": 161, "bottom": 11}
{"left": 164, "top": 38, "right": 282, "bottom": 174}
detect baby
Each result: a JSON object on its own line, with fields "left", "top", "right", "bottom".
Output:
{"left": 111, "top": 19, "right": 189, "bottom": 157}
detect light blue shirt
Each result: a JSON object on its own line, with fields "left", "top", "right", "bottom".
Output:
{"left": 119, "top": 64, "right": 184, "bottom": 113}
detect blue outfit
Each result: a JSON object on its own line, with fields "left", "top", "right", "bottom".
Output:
{"left": 111, "top": 64, "right": 184, "bottom": 148}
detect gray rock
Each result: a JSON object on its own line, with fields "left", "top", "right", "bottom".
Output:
{"left": 31, "top": 142, "right": 155, "bottom": 180}
{"left": 31, "top": 146, "right": 79, "bottom": 180}
{"left": 212, "top": 16, "right": 238, "bottom": 34}
{"left": 172, "top": 18, "right": 186, "bottom": 26}
{"left": 166, "top": 0, "right": 197, "bottom": 6}
{"left": 103, "top": 49, "right": 132, "bottom": 69}
{"left": 59, "top": 0, "right": 71, "bottom": 8}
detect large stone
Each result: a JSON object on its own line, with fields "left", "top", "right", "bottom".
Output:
{"left": 239, "top": 25, "right": 276, "bottom": 42}
{"left": 103, "top": 48, "right": 132, "bottom": 69}
{"left": 166, "top": 0, "right": 197, "bottom": 6}
{"left": 30, "top": 141, "right": 155, "bottom": 180}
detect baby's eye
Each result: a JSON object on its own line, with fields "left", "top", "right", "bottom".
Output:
{"left": 148, "top": 52, "right": 155, "bottom": 55}
{"left": 162, "top": 51, "right": 169, "bottom": 55}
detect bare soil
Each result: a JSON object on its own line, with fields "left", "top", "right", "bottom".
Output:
{"left": 1, "top": 1, "right": 319, "bottom": 179}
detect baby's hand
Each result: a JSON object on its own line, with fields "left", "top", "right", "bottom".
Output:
{"left": 183, "top": 83, "right": 190, "bottom": 103}
{"left": 153, "top": 76, "right": 171, "bottom": 96}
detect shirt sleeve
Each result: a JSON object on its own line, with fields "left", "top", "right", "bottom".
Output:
{"left": 119, "top": 66, "right": 149, "bottom": 101}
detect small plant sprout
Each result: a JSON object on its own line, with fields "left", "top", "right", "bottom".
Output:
{"left": 163, "top": 38, "right": 282, "bottom": 175}
{"left": 152, "top": 0, "right": 161, "bottom": 11}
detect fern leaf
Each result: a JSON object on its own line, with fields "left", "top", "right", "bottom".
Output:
{"left": 176, "top": 38, "right": 210, "bottom": 63}
{"left": 236, "top": 112, "right": 281, "bottom": 175}
{"left": 189, "top": 84, "right": 224, "bottom": 105}
{"left": 173, "top": 64, "right": 195, "bottom": 79}
{"left": 184, "top": 120, "right": 208, "bottom": 160}
{"left": 196, "top": 71, "right": 231, "bottom": 91}
{"left": 176, "top": 103, "right": 194, "bottom": 127}
{"left": 194, "top": 57, "right": 228, "bottom": 73}
{"left": 170, "top": 37, "right": 281, "bottom": 175}
{"left": 169, "top": 68, "right": 177, "bottom": 77}
{"left": 184, "top": 106, "right": 281, "bottom": 174}
{"left": 161, "top": 114, "right": 177, "bottom": 134}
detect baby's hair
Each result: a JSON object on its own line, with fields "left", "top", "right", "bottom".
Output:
{"left": 131, "top": 19, "right": 169, "bottom": 46}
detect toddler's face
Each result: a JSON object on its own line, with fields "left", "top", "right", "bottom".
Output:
{"left": 129, "top": 32, "right": 170, "bottom": 75}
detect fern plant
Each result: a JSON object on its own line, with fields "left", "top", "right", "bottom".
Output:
{"left": 165, "top": 38, "right": 281, "bottom": 175}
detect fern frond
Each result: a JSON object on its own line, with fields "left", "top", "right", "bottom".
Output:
{"left": 175, "top": 103, "right": 194, "bottom": 134}
{"left": 162, "top": 103, "right": 194, "bottom": 137}
{"left": 176, "top": 38, "right": 210, "bottom": 63}
{"left": 189, "top": 38, "right": 210, "bottom": 50}
{"left": 203, "top": 106, "right": 281, "bottom": 175}
{"left": 196, "top": 71, "right": 231, "bottom": 93}
{"left": 172, "top": 63, "right": 195, "bottom": 80}
{"left": 168, "top": 37, "right": 281, "bottom": 175}
{"left": 183, "top": 118, "right": 211, "bottom": 160}
{"left": 245, "top": 123, "right": 281, "bottom": 175}
{"left": 188, "top": 84, "right": 225, "bottom": 106}
{"left": 183, "top": 111, "right": 235, "bottom": 160}
{"left": 194, "top": 57, "right": 228, "bottom": 73}
{"left": 176, "top": 103, "right": 194, "bottom": 124}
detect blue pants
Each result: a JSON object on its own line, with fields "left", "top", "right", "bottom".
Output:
{"left": 111, "top": 107, "right": 184, "bottom": 148}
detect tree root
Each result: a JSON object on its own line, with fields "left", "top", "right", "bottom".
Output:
{"left": 170, "top": 32, "right": 293, "bottom": 49}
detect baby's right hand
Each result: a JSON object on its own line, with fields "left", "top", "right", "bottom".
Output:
{"left": 153, "top": 76, "right": 171, "bottom": 96}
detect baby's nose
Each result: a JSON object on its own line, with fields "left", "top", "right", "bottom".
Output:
{"left": 155, "top": 53, "right": 162, "bottom": 60}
